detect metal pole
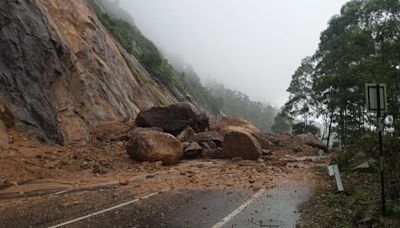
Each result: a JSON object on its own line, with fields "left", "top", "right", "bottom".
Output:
{"left": 376, "top": 83, "right": 386, "bottom": 216}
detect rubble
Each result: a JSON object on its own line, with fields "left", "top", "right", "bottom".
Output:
{"left": 177, "top": 127, "right": 195, "bottom": 142}
{"left": 126, "top": 104, "right": 327, "bottom": 164}
{"left": 202, "top": 148, "right": 225, "bottom": 159}
{"left": 184, "top": 142, "right": 203, "bottom": 159}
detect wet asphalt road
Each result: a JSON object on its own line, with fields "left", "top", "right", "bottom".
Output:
{"left": 0, "top": 186, "right": 310, "bottom": 228}
{"left": 51, "top": 187, "right": 308, "bottom": 228}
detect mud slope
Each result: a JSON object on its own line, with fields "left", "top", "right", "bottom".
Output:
{"left": 0, "top": 0, "right": 182, "bottom": 145}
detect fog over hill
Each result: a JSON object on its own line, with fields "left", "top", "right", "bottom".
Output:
{"left": 119, "top": 0, "right": 348, "bottom": 106}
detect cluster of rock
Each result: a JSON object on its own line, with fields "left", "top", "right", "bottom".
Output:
{"left": 266, "top": 132, "right": 328, "bottom": 154}
{"left": 125, "top": 102, "right": 326, "bottom": 165}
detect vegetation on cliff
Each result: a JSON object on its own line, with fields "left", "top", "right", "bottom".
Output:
{"left": 89, "top": 0, "right": 278, "bottom": 132}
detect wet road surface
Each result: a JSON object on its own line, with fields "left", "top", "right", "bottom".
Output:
{"left": 40, "top": 186, "right": 309, "bottom": 228}
{"left": 0, "top": 183, "right": 310, "bottom": 228}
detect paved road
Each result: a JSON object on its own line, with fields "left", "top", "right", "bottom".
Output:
{"left": 0, "top": 185, "right": 310, "bottom": 228}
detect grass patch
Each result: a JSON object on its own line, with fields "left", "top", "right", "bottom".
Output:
{"left": 298, "top": 168, "right": 400, "bottom": 227}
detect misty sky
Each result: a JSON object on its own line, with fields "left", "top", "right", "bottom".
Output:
{"left": 120, "top": 0, "right": 349, "bottom": 106}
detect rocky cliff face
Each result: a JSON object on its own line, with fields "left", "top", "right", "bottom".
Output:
{"left": 0, "top": 0, "right": 184, "bottom": 145}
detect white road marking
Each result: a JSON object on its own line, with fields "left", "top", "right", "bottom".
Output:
{"left": 51, "top": 189, "right": 71, "bottom": 196}
{"left": 48, "top": 191, "right": 161, "bottom": 228}
{"left": 211, "top": 188, "right": 267, "bottom": 228}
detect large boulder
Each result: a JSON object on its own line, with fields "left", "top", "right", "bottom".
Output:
{"left": 126, "top": 128, "right": 183, "bottom": 165}
{"left": 293, "top": 133, "right": 327, "bottom": 151}
{"left": 223, "top": 128, "right": 262, "bottom": 160}
{"left": 219, "top": 117, "right": 272, "bottom": 150}
{"left": 135, "top": 103, "right": 209, "bottom": 135}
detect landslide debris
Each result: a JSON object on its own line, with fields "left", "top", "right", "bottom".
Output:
{"left": 125, "top": 104, "right": 327, "bottom": 164}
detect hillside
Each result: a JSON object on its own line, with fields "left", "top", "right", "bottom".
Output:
{"left": 0, "top": 0, "right": 188, "bottom": 145}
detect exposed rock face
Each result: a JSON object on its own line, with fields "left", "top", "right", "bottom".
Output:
{"left": 223, "top": 128, "right": 262, "bottom": 160}
{"left": 0, "top": 0, "right": 182, "bottom": 145}
{"left": 135, "top": 103, "right": 209, "bottom": 135}
{"left": 126, "top": 128, "right": 183, "bottom": 165}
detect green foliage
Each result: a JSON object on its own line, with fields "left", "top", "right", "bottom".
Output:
{"left": 392, "top": 199, "right": 400, "bottom": 217}
{"left": 292, "top": 122, "right": 320, "bottom": 136}
{"left": 284, "top": 0, "right": 400, "bottom": 146}
{"left": 334, "top": 151, "right": 357, "bottom": 170}
{"left": 284, "top": 0, "right": 400, "bottom": 210}
{"left": 299, "top": 170, "right": 399, "bottom": 227}
{"left": 139, "top": 53, "right": 162, "bottom": 69}
{"left": 89, "top": 0, "right": 187, "bottom": 95}
{"left": 271, "top": 112, "right": 292, "bottom": 133}
{"left": 283, "top": 56, "right": 315, "bottom": 124}
{"left": 98, "top": 13, "right": 135, "bottom": 54}
{"left": 205, "top": 80, "right": 278, "bottom": 132}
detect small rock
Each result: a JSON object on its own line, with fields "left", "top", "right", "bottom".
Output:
{"left": 155, "top": 161, "right": 163, "bottom": 168}
{"left": 231, "top": 157, "right": 243, "bottom": 162}
{"left": 184, "top": 142, "right": 203, "bottom": 159}
{"left": 182, "top": 142, "right": 191, "bottom": 150}
{"left": 92, "top": 165, "right": 108, "bottom": 175}
{"left": 176, "top": 127, "right": 195, "bottom": 142}
{"left": 262, "top": 149, "right": 272, "bottom": 156}
{"left": 146, "top": 174, "right": 155, "bottom": 179}
{"left": 119, "top": 179, "right": 129, "bottom": 186}
{"left": 238, "top": 160, "right": 251, "bottom": 166}
{"left": 252, "top": 183, "right": 263, "bottom": 191}
{"left": 202, "top": 148, "right": 225, "bottom": 159}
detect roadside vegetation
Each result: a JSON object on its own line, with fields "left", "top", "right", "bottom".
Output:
{"left": 298, "top": 167, "right": 400, "bottom": 227}
{"left": 275, "top": 0, "right": 400, "bottom": 225}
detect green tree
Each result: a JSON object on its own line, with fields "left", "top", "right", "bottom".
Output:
{"left": 292, "top": 122, "right": 320, "bottom": 136}
{"left": 283, "top": 56, "right": 315, "bottom": 125}
{"left": 271, "top": 112, "right": 292, "bottom": 133}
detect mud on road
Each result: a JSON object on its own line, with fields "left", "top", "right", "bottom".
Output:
{"left": 0, "top": 170, "right": 318, "bottom": 228}
{"left": 0, "top": 129, "right": 329, "bottom": 227}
